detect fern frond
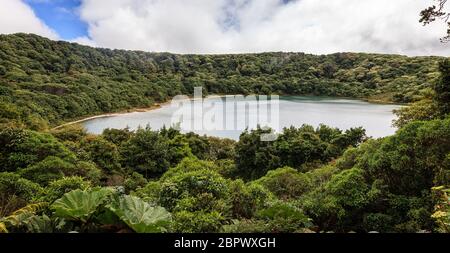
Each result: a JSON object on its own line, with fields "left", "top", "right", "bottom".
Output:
{"left": 10, "top": 202, "right": 48, "bottom": 216}
{"left": 3, "top": 202, "right": 48, "bottom": 227}
{"left": 0, "top": 222, "right": 8, "bottom": 233}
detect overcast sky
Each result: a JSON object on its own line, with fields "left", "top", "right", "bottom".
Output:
{"left": 0, "top": 0, "right": 449, "bottom": 56}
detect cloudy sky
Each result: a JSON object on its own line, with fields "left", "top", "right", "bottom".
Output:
{"left": 0, "top": 0, "right": 449, "bottom": 56}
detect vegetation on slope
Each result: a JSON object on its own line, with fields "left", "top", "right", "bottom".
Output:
{"left": 0, "top": 33, "right": 444, "bottom": 130}
{"left": 0, "top": 34, "right": 449, "bottom": 233}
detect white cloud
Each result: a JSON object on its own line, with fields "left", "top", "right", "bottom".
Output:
{"left": 1, "top": 0, "right": 448, "bottom": 56}
{"left": 71, "top": 36, "right": 97, "bottom": 47}
{"left": 75, "top": 0, "right": 449, "bottom": 56}
{"left": 0, "top": 0, "right": 58, "bottom": 39}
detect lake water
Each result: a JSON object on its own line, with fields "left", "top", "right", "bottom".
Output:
{"left": 82, "top": 96, "right": 402, "bottom": 140}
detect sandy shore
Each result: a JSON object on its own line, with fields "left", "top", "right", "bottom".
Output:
{"left": 51, "top": 95, "right": 217, "bottom": 130}
{"left": 51, "top": 101, "right": 171, "bottom": 130}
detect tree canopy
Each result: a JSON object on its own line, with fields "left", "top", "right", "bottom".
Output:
{"left": 0, "top": 33, "right": 449, "bottom": 234}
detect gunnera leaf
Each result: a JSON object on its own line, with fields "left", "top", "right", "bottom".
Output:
{"left": 107, "top": 195, "right": 171, "bottom": 233}
{"left": 51, "top": 188, "right": 112, "bottom": 223}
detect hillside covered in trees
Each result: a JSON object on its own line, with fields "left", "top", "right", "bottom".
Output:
{"left": 0, "top": 34, "right": 449, "bottom": 234}
{"left": 0, "top": 33, "right": 444, "bottom": 130}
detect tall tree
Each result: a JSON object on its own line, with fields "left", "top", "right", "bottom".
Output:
{"left": 435, "top": 59, "right": 450, "bottom": 115}
{"left": 420, "top": 0, "right": 450, "bottom": 42}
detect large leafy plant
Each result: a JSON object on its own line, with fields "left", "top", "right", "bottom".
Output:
{"left": 107, "top": 195, "right": 171, "bottom": 233}
{"left": 51, "top": 188, "right": 112, "bottom": 223}
{"left": 50, "top": 188, "right": 172, "bottom": 233}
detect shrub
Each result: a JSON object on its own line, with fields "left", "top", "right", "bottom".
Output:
{"left": 172, "top": 210, "right": 224, "bottom": 233}
{"left": 228, "top": 180, "right": 272, "bottom": 218}
{"left": 159, "top": 169, "right": 229, "bottom": 211}
{"left": 256, "top": 202, "right": 313, "bottom": 233}
{"left": 43, "top": 176, "right": 91, "bottom": 203}
{"left": 0, "top": 128, "right": 76, "bottom": 172}
{"left": 133, "top": 181, "right": 161, "bottom": 203}
{"left": 18, "top": 157, "right": 77, "bottom": 185}
{"left": 0, "top": 172, "right": 44, "bottom": 217}
{"left": 160, "top": 157, "right": 218, "bottom": 180}
{"left": 120, "top": 128, "right": 171, "bottom": 178}
{"left": 18, "top": 157, "right": 101, "bottom": 186}
{"left": 123, "top": 172, "right": 148, "bottom": 193}
{"left": 81, "top": 136, "right": 121, "bottom": 173}
{"left": 255, "top": 167, "right": 312, "bottom": 200}
{"left": 50, "top": 125, "right": 87, "bottom": 142}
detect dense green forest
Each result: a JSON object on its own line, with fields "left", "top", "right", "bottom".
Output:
{"left": 0, "top": 33, "right": 444, "bottom": 130}
{"left": 0, "top": 34, "right": 449, "bottom": 233}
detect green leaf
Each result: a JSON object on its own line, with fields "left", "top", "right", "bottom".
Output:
{"left": 0, "top": 222, "right": 8, "bottom": 233}
{"left": 51, "top": 188, "right": 112, "bottom": 223}
{"left": 24, "top": 215, "right": 53, "bottom": 233}
{"left": 107, "top": 195, "right": 171, "bottom": 233}
{"left": 2, "top": 202, "right": 48, "bottom": 228}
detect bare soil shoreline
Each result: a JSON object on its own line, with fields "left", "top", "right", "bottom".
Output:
{"left": 51, "top": 101, "right": 172, "bottom": 130}
{"left": 52, "top": 95, "right": 228, "bottom": 130}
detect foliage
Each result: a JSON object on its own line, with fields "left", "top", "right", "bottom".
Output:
{"left": 160, "top": 157, "right": 219, "bottom": 180}
{"left": 255, "top": 202, "right": 313, "bottom": 233}
{"left": 123, "top": 172, "right": 148, "bottom": 193}
{"left": 301, "top": 116, "right": 450, "bottom": 232}
{"left": 51, "top": 188, "right": 112, "bottom": 223}
{"left": 221, "top": 219, "right": 271, "bottom": 233}
{"left": 0, "top": 172, "right": 44, "bottom": 217}
{"left": 0, "top": 128, "right": 76, "bottom": 172}
{"left": 393, "top": 97, "right": 439, "bottom": 128}
{"left": 18, "top": 156, "right": 77, "bottom": 186}
{"left": 81, "top": 135, "right": 122, "bottom": 173}
{"left": 158, "top": 161, "right": 231, "bottom": 232}
{"left": 324, "top": 168, "right": 370, "bottom": 209}
{"left": 235, "top": 125, "right": 366, "bottom": 180}
{"left": 0, "top": 34, "right": 443, "bottom": 129}
{"left": 172, "top": 210, "right": 225, "bottom": 233}
{"left": 17, "top": 156, "right": 101, "bottom": 186}
{"left": 0, "top": 202, "right": 49, "bottom": 233}
{"left": 133, "top": 181, "right": 161, "bottom": 203}
{"left": 2, "top": 188, "right": 172, "bottom": 233}
{"left": 0, "top": 172, "right": 44, "bottom": 202}
{"left": 50, "top": 124, "right": 87, "bottom": 142}
{"left": 435, "top": 59, "right": 450, "bottom": 115}
{"left": 107, "top": 195, "right": 171, "bottom": 233}
{"left": 394, "top": 59, "right": 450, "bottom": 127}
{"left": 159, "top": 169, "right": 229, "bottom": 213}
{"left": 255, "top": 167, "right": 311, "bottom": 200}
{"left": 120, "top": 127, "right": 171, "bottom": 178}
{"left": 0, "top": 222, "right": 7, "bottom": 233}
{"left": 420, "top": 0, "right": 450, "bottom": 42}
{"left": 0, "top": 33, "right": 449, "bottom": 233}
{"left": 234, "top": 127, "right": 280, "bottom": 180}
{"left": 431, "top": 186, "right": 450, "bottom": 232}
{"left": 301, "top": 168, "right": 372, "bottom": 232}
{"left": 228, "top": 180, "right": 272, "bottom": 218}
{"left": 102, "top": 128, "right": 132, "bottom": 146}
{"left": 42, "top": 176, "right": 91, "bottom": 203}
{"left": 1, "top": 115, "right": 448, "bottom": 233}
